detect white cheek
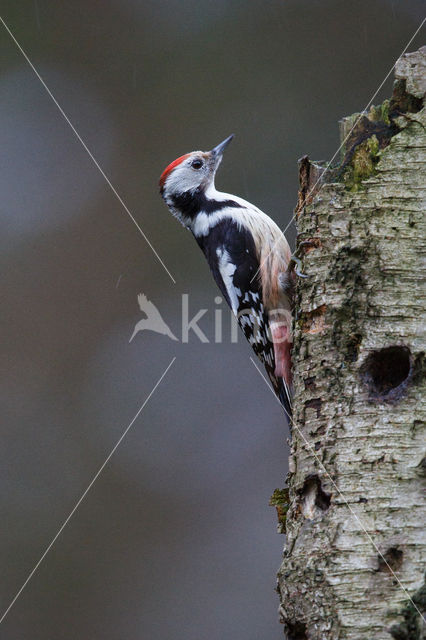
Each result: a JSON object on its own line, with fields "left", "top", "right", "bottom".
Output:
{"left": 166, "top": 167, "right": 200, "bottom": 194}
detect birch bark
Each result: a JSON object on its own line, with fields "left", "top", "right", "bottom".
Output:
{"left": 276, "top": 46, "right": 426, "bottom": 640}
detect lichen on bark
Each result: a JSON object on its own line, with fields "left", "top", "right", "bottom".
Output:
{"left": 277, "top": 46, "right": 426, "bottom": 639}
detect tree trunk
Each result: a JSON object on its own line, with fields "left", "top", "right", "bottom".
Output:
{"left": 276, "top": 46, "right": 426, "bottom": 639}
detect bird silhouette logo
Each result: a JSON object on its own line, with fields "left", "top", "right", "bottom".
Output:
{"left": 129, "top": 293, "right": 178, "bottom": 343}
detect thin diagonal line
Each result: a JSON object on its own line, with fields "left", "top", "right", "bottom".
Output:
{"left": 0, "top": 357, "right": 176, "bottom": 625}
{"left": 251, "top": 16, "right": 426, "bottom": 285}
{"left": 249, "top": 357, "right": 425, "bottom": 622}
{"left": 0, "top": 16, "right": 176, "bottom": 285}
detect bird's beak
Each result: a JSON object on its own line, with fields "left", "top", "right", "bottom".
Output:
{"left": 211, "top": 134, "right": 234, "bottom": 160}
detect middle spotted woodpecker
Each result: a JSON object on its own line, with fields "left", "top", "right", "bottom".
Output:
{"left": 159, "top": 135, "right": 294, "bottom": 419}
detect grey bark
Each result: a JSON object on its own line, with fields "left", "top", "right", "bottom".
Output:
{"left": 276, "top": 47, "right": 426, "bottom": 639}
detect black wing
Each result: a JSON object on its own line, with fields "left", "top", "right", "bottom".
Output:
{"left": 196, "top": 219, "right": 291, "bottom": 414}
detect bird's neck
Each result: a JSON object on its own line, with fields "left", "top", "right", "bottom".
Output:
{"left": 166, "top": 184, "right": 242, "bottom": 233}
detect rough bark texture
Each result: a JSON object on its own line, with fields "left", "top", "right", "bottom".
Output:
{"left": 276, "top": 47, "right": 426, "bottom": 639}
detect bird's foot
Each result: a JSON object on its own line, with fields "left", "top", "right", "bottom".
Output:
{"left": 289, "top": 240, "right": 317, "bottom": 278}
{"left": 289, "top": 254, "right": 308, "bottom": 278}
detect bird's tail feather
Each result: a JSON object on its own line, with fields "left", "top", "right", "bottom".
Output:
{"left": 267, "top": 370, "right": 292, "bottom": 425}
{"left": 269, "top": 373, "right": 293, "bottom": 426}
{"left": 277, "top": 378, "right": 292, "bottom": 425}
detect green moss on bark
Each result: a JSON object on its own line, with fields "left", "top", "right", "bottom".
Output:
{"left": 270, "top": 488, "right": 290, "bottom": 532}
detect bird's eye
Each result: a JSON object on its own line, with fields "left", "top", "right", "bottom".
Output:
{"left": 191, "top": 158, "right": 203, "bottom": 170}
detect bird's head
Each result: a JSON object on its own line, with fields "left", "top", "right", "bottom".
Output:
{"left": 159, "top": 135, "right": 234, "bottom": 225}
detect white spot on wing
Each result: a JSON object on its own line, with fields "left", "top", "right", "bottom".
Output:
{"left": 217, "top": 247, "right": 240, "bottom": 314}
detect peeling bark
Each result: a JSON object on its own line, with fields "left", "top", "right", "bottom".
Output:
{"left": 276, "top": 47, "right": 426, "bottom": 639}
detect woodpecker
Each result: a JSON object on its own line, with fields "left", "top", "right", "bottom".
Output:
{"left": 159, "top": 135, "right": 294, "bottom": 419}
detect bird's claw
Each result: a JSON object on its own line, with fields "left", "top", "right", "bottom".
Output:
{"left": 290, "top": 255, "right": 309, "bottom": 278}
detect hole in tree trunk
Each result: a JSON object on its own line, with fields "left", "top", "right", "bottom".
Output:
{"left": 300, "top": 475, "right": 331, "bottom": 519}
{"left": 377, "top": 546, "right": 403, "bottom": 573}
{"left": 360, "top": 346, "right": 411, "bottom": 401}
{"left": 417, "top": 455, "right": 426, "bottom": 477}
{"left": 284, "top": 621, "right": 308, "bottom": 640}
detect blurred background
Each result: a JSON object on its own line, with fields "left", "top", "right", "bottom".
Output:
{"left": 0, "top": 1, "right": 424, "bottom": 638}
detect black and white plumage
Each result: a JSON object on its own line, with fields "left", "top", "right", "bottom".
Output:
{"left": 159, "top": 135, "right": 294, "bottom": 419}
